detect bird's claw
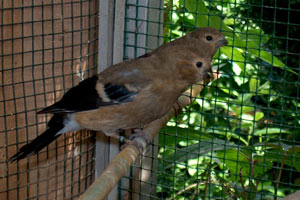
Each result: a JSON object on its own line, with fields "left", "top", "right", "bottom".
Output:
{"left": 172, "top": 101, "right": 183, "bottom": 116}
{"left": 120, "top": 129, "right": 152, "bottom": 154}
{"left": 129, "top": 129, "right": 152, "bottom": 145}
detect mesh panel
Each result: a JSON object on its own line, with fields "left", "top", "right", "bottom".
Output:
{"left": 1, "top": 0, "right": 300, "bottom": 199}
{"left": 121, "top": 0, "right": 300, "bottom": 199}
{"left": 0, "top": 1, "right": 98, "bottom": 199}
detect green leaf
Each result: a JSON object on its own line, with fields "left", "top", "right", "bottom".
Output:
{"left": 254, "top": 142, "right": 300, "bottom": 171}
{"left": 237, "top": 93, "right": 254, "bottom": 105}
{"left": 220, "top": 46, "right": 246, "bottom": 72}
{"left": 159, "top": 126, "right": 212, "bottom": 147}
{"left": 217, "top": 86, "right": 239, "bottom": 97}
{"left": 264, "top": 150, "right": 300, "bottom": 171}
{"left": 182, "top": 0, "right": 232, "bottom": 32}
{"left": 249, "top": 75, "right": 260, "bottom": 93}
{"left": 254, "top": 112, "right": 264, "bottom": 121}
{"left": 248, "top": 49, "right": 284, "bottom": 67}
{"left": 210, "top": 129, "right": 249, "bottom": 145}
{"left": 217, "top": 149, "right": 272, "bottom": 180}
{"left": 232, "top": 40, "right": 298, "bottom": 75}
{"left": 223, "top": 18, "right": 234, "bottom": 25}
{"left": 239, "top": 28, "right": 269, "bottom": 44}
{"left": 264, "top": 142, "right": 300, "bottom": 154}
{"left": 182, "top": 0, "right": 298, "bottom": 76}
{"left": 254, "top": 128, "right": 291, "bottom": 136}
{"left": 257, "top": 81, "right": 271, "bottom": 94}
{"left": 164, "top": 138, "right": 237, "bottom": 167}
{"left": 232, "top": 105, "right": 254, "bottom": 117}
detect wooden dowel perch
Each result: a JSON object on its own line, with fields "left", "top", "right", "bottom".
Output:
{"left": 79, "top": 72, "right": 218, "bottom": 200}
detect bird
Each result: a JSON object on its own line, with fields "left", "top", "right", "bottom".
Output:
{"left": 10, "top": 27, "right": 227, "bottom": 162}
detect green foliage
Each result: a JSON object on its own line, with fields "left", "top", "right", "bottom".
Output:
{"left": 158, "top": 0, "right": 300, "bottom": 199}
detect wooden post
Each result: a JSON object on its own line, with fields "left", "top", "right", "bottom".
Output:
{"left": 96, "top": 0, "right": 126, "bottom": 199}
{"left": 96, "top": 0, "right": 163, "bottom": 199}
{"left": 123, "top": 1, "right": 164, "bottom": 199}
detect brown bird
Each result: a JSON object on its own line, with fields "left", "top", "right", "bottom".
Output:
{"left": 10, "top": 27, "right": 227, "bottom": 162}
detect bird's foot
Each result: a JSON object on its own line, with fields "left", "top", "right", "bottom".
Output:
{"left": 120, "top": 129, "right": 152, "bottom": 154}
{"left": 129, "top": 129, "right": 152, "bottom": 145}
{"left": 172, "top": 100, "right": 183, "bottom": 116}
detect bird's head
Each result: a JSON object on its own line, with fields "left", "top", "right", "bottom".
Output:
{"left": 190, "top": 56, "right": 213, "bottom": 83}
{"left": 195, "top": 58, "right": 214, "bottom": 82}
{"left": 188, "top": 27, "right": 228, "bottom": 56}
{"left": 170, "top": 47, "right": 214, "bottom": 86}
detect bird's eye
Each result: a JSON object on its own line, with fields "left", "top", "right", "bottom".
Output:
{"left": 206, "top": 36, "right": 213, "bottom": 41}
{"left": 196, "top": 62, "right": 203, "bottom": 68}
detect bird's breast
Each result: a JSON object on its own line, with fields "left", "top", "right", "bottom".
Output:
{"left": 74, "top": 98, "right": 170, "bottom": 135}
{"left": 74, "top": 83, "right": 181, "bottom": 135}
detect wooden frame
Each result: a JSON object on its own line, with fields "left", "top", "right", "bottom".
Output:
{"left": 96, "top": 0, "right": 163, "bottom": 199}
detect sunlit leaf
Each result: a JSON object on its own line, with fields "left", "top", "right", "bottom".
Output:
{"left": 217, "top": 149, "right": 273, "bottom": 180}
{"left": 249, "top": 75, "right": 260, "bottom": 93}
{"left": 164, "top": 138, "right": 238, "bottom": 167}
{"left": 159, "top": 126, "right": 212, "bottom": 147}
{"left": 254, "top": 128, "right": 291, "bottom": 136}
{"left": 254, "top": 112, "right": 264, "bottom": 121}
{"left": 257, "top": 81, "right": 271, "bottom": 94}
{"left": 180, "top": 0, "right": 298, "bottom": 76}
{"left": 210, "top": 129, "right": 249, "bottom": 145}
{"left": 239, "top": 28, "right": 269, "bottom": 44}
{"left": 221, "top": 46, "right": 246, "bottom": 72}
{"left": 263, "top": 149, "right": 300, "bottom": 171}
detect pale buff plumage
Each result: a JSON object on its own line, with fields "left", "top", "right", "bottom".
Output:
{"left": 10, "top": 27, "right": 227, "bottom": 162}
{"left": 76, "top": 45, "right": 214, "bottom": 134}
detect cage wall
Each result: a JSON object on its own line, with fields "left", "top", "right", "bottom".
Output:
{"left": 0, "top": 0, "right": 98, "bottom": 199}
{"left": 121, "top": 0, "right": 300, "bottom": 199}
{"left": 1, "top": 0, "right": 300, "bottom": 199}
{"left": 116, "top": 0, "right": 164, "bottom": 199}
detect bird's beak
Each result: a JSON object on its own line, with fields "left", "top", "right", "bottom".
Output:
{"left": 217, "top": 38, "right": 228, "bottom": 47}
{"left": 203, "top": 69, "right": 214, "bottom": 82}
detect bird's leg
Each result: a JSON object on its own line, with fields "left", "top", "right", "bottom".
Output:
{"left": 107, "top": 130, "right": 130, "bottom": 144}
{"left": 173, "top": 100, "right": 183, "bottom": 116}
{"left": 109, "top": 134, "right": 124, "bottom": 142}
{"left": 110, "top": 130, "right": 147, "bottom": 154}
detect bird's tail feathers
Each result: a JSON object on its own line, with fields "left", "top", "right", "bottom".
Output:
{"left": 9, "top": 114, "right": 80, "bottom": 162}
{"left": 9, "top": 128, "right": 61, "bottom": 162}
{"left": 37, "top": 104, "right": 72, "bottom": 114}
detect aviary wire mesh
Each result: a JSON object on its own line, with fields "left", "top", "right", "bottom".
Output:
{"left": 0, "top": 0, "right": 98, "bottom": 199}
{"left": 1, "top": 0, "right": 300, "bottom": 199}
{"left": 121, "top": 0, "right": 300, "bottom": 199}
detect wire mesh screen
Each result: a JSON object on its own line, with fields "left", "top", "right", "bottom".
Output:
{"left": 121, "top": 1, "right": 164, "bottom": 199}
{"left": 0, "top": 0, "right": 98, "bottom": 199}
{"left": 122, "top": 0, "right": 300, "bottom": 199}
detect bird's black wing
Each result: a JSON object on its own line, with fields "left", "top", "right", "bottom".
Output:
{"left": 38, "top": 75, "right": 139, "bottom": 114}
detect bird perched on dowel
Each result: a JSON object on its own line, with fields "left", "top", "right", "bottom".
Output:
{"left": 10, "top": 27, "right": 227, "bottom": 162}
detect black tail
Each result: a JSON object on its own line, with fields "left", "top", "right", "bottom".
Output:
{"left": 10, "top": 114, "right": 65, "bottom": 162}
{"left": 37, "top": 104, "right": 71, "bottom": 114}
{"left": 9, "top": 128, "right": 61, "bottom": 162}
